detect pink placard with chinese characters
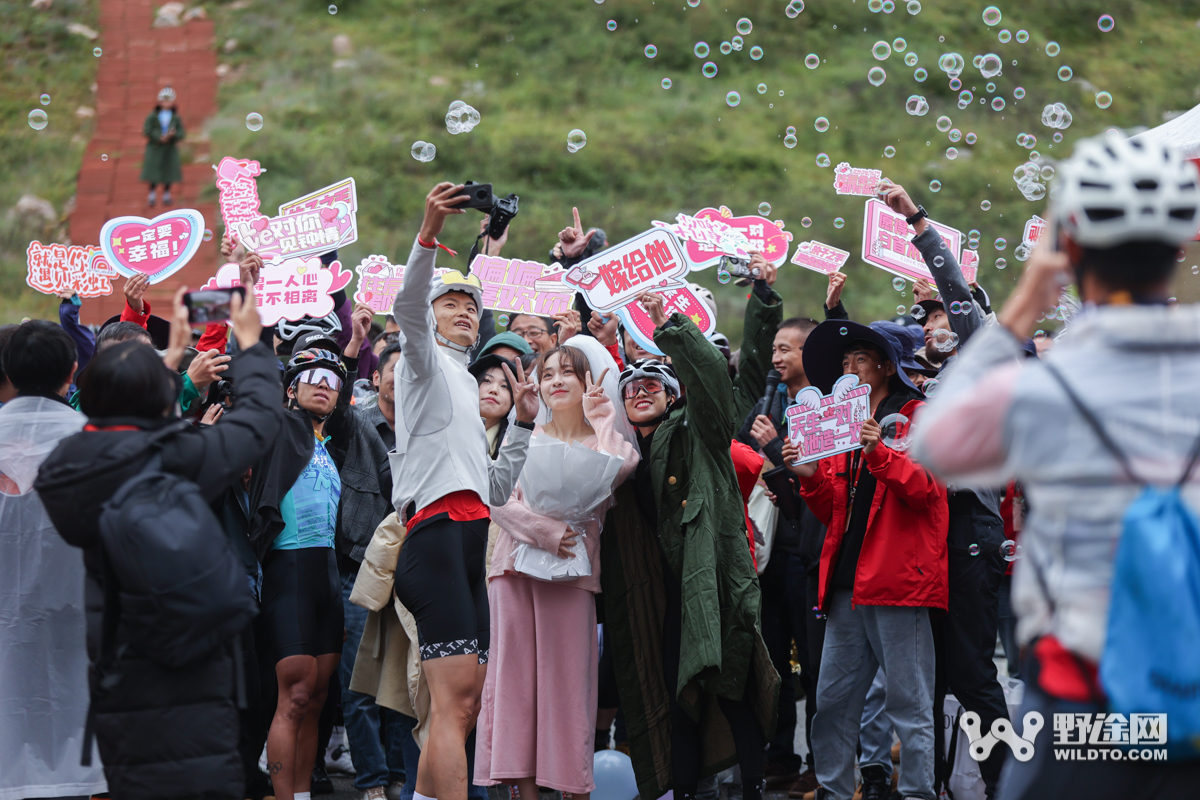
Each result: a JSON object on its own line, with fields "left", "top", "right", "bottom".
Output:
{"left": 833, "top": 163, "right": 884, "bottom": 197}
{"left": 563, "top": 229, "right": 690, "bottom": 312}
{"left": 653, "top": 206, "right": 792, "bottom": 268}
{"left": 25, "top": 242, "right": 114, "bottom": 298}
{"left": 959, "top": 248, "right": 979, "bottom": 283}
{"left": 100, "top": 209, "right": 205, "bottom": 283}
{"left": 785, "top": 374, "right": 872, "bottom": 464}
{"left": 860, "top": 199, "right": 965, "bottom": 284}
{"left": 612, "top": 284, "right": 718, "bottom": 358}
{"left": 790, "top": 240, "right": 851, "bottom": 275}
{"left": 1022, "top": 215, "right": 1048, "bottom": 247}
{"left": 233, "top": 207, "right": 352, "bottom": 264}
{"left": 214, "top": 157, "right": 263, "bottom": 228}
{"left": 468, "top": 255, "right": 576, "bottom": 317}
{"left": 201, "top": 257, "right": 353, "bottom": 325}
{"left": 354, "top": 255, "right": 405, "bottom": 315}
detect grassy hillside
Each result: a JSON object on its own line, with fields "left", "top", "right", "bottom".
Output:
{"left": 6, "top": 0, "right": 1200, "bottom": 335}
{"left": 1, "top": 0, "right": 99, "bottom": 322}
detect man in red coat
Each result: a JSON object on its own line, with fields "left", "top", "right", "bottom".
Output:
{"left": 782, "top": 319, "right": 947, "bottom": 800}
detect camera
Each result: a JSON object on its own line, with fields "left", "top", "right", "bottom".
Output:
{"left": 487, "top": 192, "right": 519, "bottom": 241}
{"left": 183, "top": 287, "right": 245, "bottom": 324}
{"left": 453, "top": 181, "right": 496, "bottom": 211}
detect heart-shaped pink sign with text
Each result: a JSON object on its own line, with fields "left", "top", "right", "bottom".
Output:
{"left": 100, "top": 209, "right": 206, "bottom": 284}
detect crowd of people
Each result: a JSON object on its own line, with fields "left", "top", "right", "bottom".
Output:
{"left": 2, "top": 130, "right": 1200, "bottom": 800}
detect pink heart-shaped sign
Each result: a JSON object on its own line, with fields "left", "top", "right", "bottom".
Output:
{"left": 252, "top": 217, "right": 270, "bottom": 232}
{"left": 99, "top": 209, "right": 206, "bottom": 284}
{"left": 319, "top": 207, "right": 339, "bottom": 222}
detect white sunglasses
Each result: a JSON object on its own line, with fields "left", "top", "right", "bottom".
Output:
{"left": 296, "top": 368, "right": 343, "bottom": 391}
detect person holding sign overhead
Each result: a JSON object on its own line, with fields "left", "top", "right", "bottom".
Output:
{"left": 781, "top": 319, "right": 947, "bottom": 800}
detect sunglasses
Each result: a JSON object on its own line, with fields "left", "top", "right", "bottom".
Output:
{"left": 622, "top": 378, "right": 665, "bottom": 400}
{"left": 296, "top": 368, "right": 343, "bottom": 391}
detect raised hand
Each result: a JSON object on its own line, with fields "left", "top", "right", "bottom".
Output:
{"left": 552, "top": 308, "right": 582, "bottom": 342}
{"left": 861, "top": 418, "right": 882, "bottom": 455}
{"left": 163, "top": 286, "right": 190, "bottom": 371}
{"left": 825, "top": 271, "right": 846, "bottom": 310}
{"left": 997, "top": 232, "right": 1072, "bottom": 338}
{"left": 187, "top": 349, "right": 232, "bottom": 390}
{"left": 587, "top": 311, "right": 619, "bottom": 346}
{"left": 913, "top": 277, "right": 937, "bottom": 303}
{"left": 558, "top": 207, "right": 596, "bottom": 259}
{"left": 750, "top": 415, "right": 779, "bottom": 448}
{"left": 503, "top": 358, "right": 541, "bottom": 424}
{"left": 238, "top": 251, "right": 263, "bottom": 289}
{"left": 584, "top": 368, "right": 610, "bottom": 400}
{"left": 230, "top": 284, "right": 264, "bottom": 351}
{"left": 748, "top": 251, "right": 777, "bottom": 285}
{"left": 418, "top": 182, "right": 467, "bottom": 243}
{"left": 479, "top": 215, "right": 509, "bottom": 256}
{"left": 638, "top": 292, "right": 668, "bottom": 327}
{"left": 124, "top": 273, "right": 151, "bottom": 314}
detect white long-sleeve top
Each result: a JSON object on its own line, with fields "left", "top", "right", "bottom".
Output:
{"left": 390, "top": 238, "right": 531, "bottom": 517}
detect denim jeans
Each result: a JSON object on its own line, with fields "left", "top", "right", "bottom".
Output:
{"left": 341, "top": 570, "right": 408, "bottom": 790}
{"left": 859, "top": 667, "right": 894, "bottom": 778}
{"left": 812, "top": 591, "right": 936, "bottom": 800}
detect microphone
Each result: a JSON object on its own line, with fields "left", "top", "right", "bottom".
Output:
{"left": 761, "top": 368, "right": 782, "bottom": 415}
{"left": 737, "top": 369, "right": 783, "bottom": 448}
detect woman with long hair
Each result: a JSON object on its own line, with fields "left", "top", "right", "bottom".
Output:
{"left": 474, "top": 337, "right": 637, "bottom": 800}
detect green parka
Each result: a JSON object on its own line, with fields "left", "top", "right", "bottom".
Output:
{"left": 600, "top": 312, "right": 780, "bottom": 800}
{"left": 730, "top": 283, "right": 784, "bottom": 423}
{"left": 139, "top": 107, "right": 185, "bottom": 186}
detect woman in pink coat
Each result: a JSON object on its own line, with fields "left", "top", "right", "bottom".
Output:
{"left": 475, "top": 339, "right": 638, "bottom": 800}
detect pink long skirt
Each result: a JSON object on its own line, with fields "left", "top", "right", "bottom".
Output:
{"left": 474, "top": 574, "right": 598, "bottom": 794}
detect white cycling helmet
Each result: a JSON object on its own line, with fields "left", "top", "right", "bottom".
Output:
{"left": 618, "top": 358, "right": 681, "bottom": 400}
{"left": 157, "top": 87, "right": 176, "bottom": 104}
{"left": 1053, "top": 129, "right": 1200, "bottom": 248}
{"left": 428, "top": 270, "right": 483, "bottom": 311}
{"left": 276, "top": 312, "right": 342, "bottom": 344}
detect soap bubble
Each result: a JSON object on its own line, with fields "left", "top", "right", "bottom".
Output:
{"left": 906, "top": 95, "right": 930, "bottom": 116}
{"left": 936, "top": 115, "right": 952, "bottom": 132}
{"left": 998, "top": 29, "right": 1011, "bottom": 43}
{"left": 950, "top": 77, "right": 962, "bottom": 90}
{"left": 644, "top": 44, "right": 657, "bottom": 58}
{"left": 910, "top": 304, "right": 926, "bottom": 319}
{"left": 758, "top": 83, "right": 768, "bottom": 94}
{"left": 802, "top": 217, "right": 813, "bottom": 227}
{"left": 805, "top": 53, "right": 821, "bottom": 69}
{"left": 661, "top": 78, "right": 672, "bottom": 89}
{"left": 979, "top": 53, "right": 1003, "bottom": 78}
{"left": 687, "top": 0, "right": 700, "bottom": 5}
{"left": 717, "top": 269, "right": 732, "bottom": 285}
{"left": 995, "top": 238, "right": 1007, "bottom": 250}
{"left": 896, "top": 305, "right": 907, "bottom": 315}
{"left": 737, "top": 17, "right": 753, "bottom": 34}
{"left": 1046, "top": 41, "right": 1061, "bottom": 57}
{"left": 1053, "top": 132, "right": 1063, "bottom": 142}
{"left": 992, "top": 97, "right": 1006, "bottom": 111}
{"left": 882, "top": 0, "right": 895, "bottom": 11}
{"left": 868, "top": 67, "right": 887, "bottom": 86}
{"left": 720, "top": 41, "right": 733, "bottom": 55}
{"left": 245, "top": 112, "right": 264, "bottom": 131}
{"left": 39, "top": 93, "right": 50, "bottom": 105}
{"left": 1014, "top": 86, "right": 1026, "bottom": 99}
{"left": 786, "top": 125, "right": 797, "bottom": 135}
{"left": 93, "top": 47, "right": 102, "bottom": 56}
{"left": 873, "top": 41, "right": 892, "bottom": 60}
{"left": 497, "top": 314, "right": 510, "bottom": 326}
{"left": 725, "top": 91, "right": 741, "bottom": 107}
{"left": 959, "top": 90, "right": 974, "bottom": 108}
{"left": 445, "top": 101, "right": 481, "bottom": 134}
{"left": 986, "top": 81, "right": 997, "bottom": 93}
{"left": 880, "top": 413, "right": 912, "bottom": 450}
{"left": 695, "top": 42, "right": 710, "bottom": 57}
{"left": 892, "top": 277, "right": 906, "bottom": 291}
{"left": 982, "top": 6, "right": 1002, "bottom": 26}
{"left": 567, "top": 129, "right": 587, "bottom": 152}
{"left": 1095, "top": 91, "right": 1112, "bottom": 109}
{"left": 869, "top": 0, "right": 883, "bottom": 10}
{"left": 946, "top": 147, "right": 958, "bottom": 160}
{"left": 834, "top": 217, "right": 845, "bottom": 228}
{"left": 607, "top": 20, "right": 616, "bottom": 31}
{"left": 932, "top": 328, "right": 959, "bottom": 352}
{"left": 1098, "top": 14, "right": 1115, "bottom": 32}
{"left": 784, "top": 134, "right": 798, "bottom": 148}
{"left": 884, "top": 145, "right": 896, "bottom": 158}
{"left": 758, "top": 201, "right": 773, "bottom": 215}
{"left": 996, "top": 258, "right": 1008, "bottom": 269}
{"left": 1041, "top": 102, "right": 1072, "bottom": 129}
{"left": 965, "top": 132, "right": 977, "bottom": 144}
{"left": 893, "top": 37, "right": 907, "bottom": 52}
{"left": 1058, "top": 65, "right": 1073, "bottom": 81}
{"left": 786, "top": 1, "right": 805, "bottom": 18}
{"left": 938, "top": 52, "right": 966, "bottom": 78}
{"left": 929, "top": 179, "right": 942, "bottom": 192}
{"left": 329, "top": 4, "right": 337, "bottom": 13}
{"left": 814, "top": 116, "right": 830, "bottom": 132}
{"left": 816, "top": 153, "right": 831, "bottom": 167}
{"left": 907, "top": 0, "right": 921, "bottom": 12}
{"left": 1016, "top": 30, "right": 1029, "bottom": 43}
{"left": 949, "top": 129, "right": 961, "bottom": 142}
{"left": 934, "top": 256, "right": 945, "bottom": 267}
{"left": 203, "top": 229, "right": 214, "bottom": 242}
{"left": 750, "top": 46, "right": 764, "bottom": 60}
{"left": 914, "top": 68, "right": 928, "bottom": 82}
{"left": 905, "top": 52, "right": 918, "bottom": 66}
{"left": 949, "top": 300, "right": 963, "bottom": 314}
{"left": 969, "top": 543, "right": 981, "bottom": 556}
{"left": 1014, "top": 243, "right": 1031, "bottom": 261}
{"left": 981, "top": 199, "right": 992, "bottom": 210}
{"left": 100, "top": 153, "right": 108, "bottom": 161}
{"left": 702, "top": 62, "right": 718, "bottom": 78}
{"left": 410, "top": 140, "right": 436, "bottom": 162}
{"left": 1000, "top": 540, "right": 1022, "bottom": 561}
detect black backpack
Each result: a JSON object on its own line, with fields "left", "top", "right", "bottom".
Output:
{"left": 97, "top": 452, "right": 257, "bottom": 669}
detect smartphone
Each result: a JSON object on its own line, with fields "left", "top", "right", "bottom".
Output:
{"left": 452, "top": 181, "right": 495, "bottom": 211}
{"left": 718, "top": 254, "right": 761, "bottom": 280}
{"left": 184, "top": 287, "right": 245, "bottom": 324}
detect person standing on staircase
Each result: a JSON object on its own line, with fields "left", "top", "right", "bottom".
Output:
{"left": 141, "top": 87, "right": 185, "bottom": 208}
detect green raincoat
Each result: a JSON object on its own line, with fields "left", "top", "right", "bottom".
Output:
{"left": 139, "top": 107, "right": 185, "bottom": 186}
{"left": 730, "top": 284, "right": 784, "bottom": 423}
{"left": 600, "top": 313, "right": 780, "bottom": 800}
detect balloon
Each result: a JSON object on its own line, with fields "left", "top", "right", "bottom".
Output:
{"left": 593, "top": 750, "right": 639, "bottom": 800}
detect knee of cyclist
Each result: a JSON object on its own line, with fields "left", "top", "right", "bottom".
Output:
{"left": 283, "top": 686, "right": 313, "bottom": 720}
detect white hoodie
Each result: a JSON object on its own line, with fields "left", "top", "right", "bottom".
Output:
{"left": 390, "top": 239, "right": 531, "bottom": 517}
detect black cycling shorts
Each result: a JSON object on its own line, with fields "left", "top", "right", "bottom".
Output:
{"left": 393, "top": 515, "right": 490, "bottom": 663}
{"left": 260, "top": 547, "right": 344, "bottom": 662}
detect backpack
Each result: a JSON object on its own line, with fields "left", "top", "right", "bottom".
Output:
{"left": 1045, "top": 363, "right": 1200, "bottom": 758}
{"left": 97, "top": 451, "right": 257, "bottom": 669}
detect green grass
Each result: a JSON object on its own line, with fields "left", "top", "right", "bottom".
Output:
{"left": 6, "top": 0, "right": 1200, "bottom": 335}
{"left": 0, "top": 0, "right": 99, "bottom": 322}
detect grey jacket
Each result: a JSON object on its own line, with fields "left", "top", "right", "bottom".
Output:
{"left": 390, "top": 238, "right": 531, "bottom": 517}
{"left": 912, "top": 304, "right": 1200, "bottom": 660}
{"left": 329, "top": 397, "right": 393, "bottom": 562}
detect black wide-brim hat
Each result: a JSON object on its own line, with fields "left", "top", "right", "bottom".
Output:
{"left": 802, "top": 319, "right": 922, "bottom": 396}
{"left": 468, "top": 352, "right": 517, "bottom": 382}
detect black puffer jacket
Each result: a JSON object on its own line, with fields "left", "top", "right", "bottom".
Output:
{"left": 34, "top": 342, "right": 295, "bottom": 800}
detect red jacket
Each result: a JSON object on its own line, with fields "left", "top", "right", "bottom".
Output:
{"left": 798, "top": 398, "right": 948, "bottom": 611}
{"left": 730, "top": 439, "right": 764, "bottom": 569}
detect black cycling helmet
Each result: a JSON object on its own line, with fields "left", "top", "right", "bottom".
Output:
{"left": 284, "top": 347, "right": 347, "bottom": 388}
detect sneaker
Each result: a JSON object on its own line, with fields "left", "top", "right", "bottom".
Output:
{"left": 311, "top": 765, "right": 335, "bottom": 795}
{"left": 257, "top": 743, "right": 269, "bottom": 775}
{"left": 162, "top": 190, "right": 172, "bottom": 206}
{"left": 147, "top": 189, "right": 156, "bottom": 207}
{"left": 364, "top": 787, "right": 388, "bottom": 800}
{"left": 326, "top": 741, "right": 356, "bottom": 775}
{"left": 385, "top": 781, "right": 405, "bottom": 800}
{"left": 859, "top": 765, "right": 890, "bottom": 800}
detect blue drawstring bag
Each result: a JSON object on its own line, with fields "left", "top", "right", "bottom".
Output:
{"left": 1047, "top": 364, "right": 1200, "bottom": 759}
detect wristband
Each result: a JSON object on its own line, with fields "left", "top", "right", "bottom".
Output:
{"left": 514, "top": 419, "right": 535, "bottom": 431}
{"left": 906, "top": 205, "right": 929, "bottom": 226}
{"left": 417, "top": 236, "right": 459, "bottom": 258}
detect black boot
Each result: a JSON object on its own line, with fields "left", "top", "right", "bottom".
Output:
{"left": 311, "top": 764, "right": 335, "bottom": 795}
{"left": 859, "top": 764, "right": 890, "bottom": 800}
